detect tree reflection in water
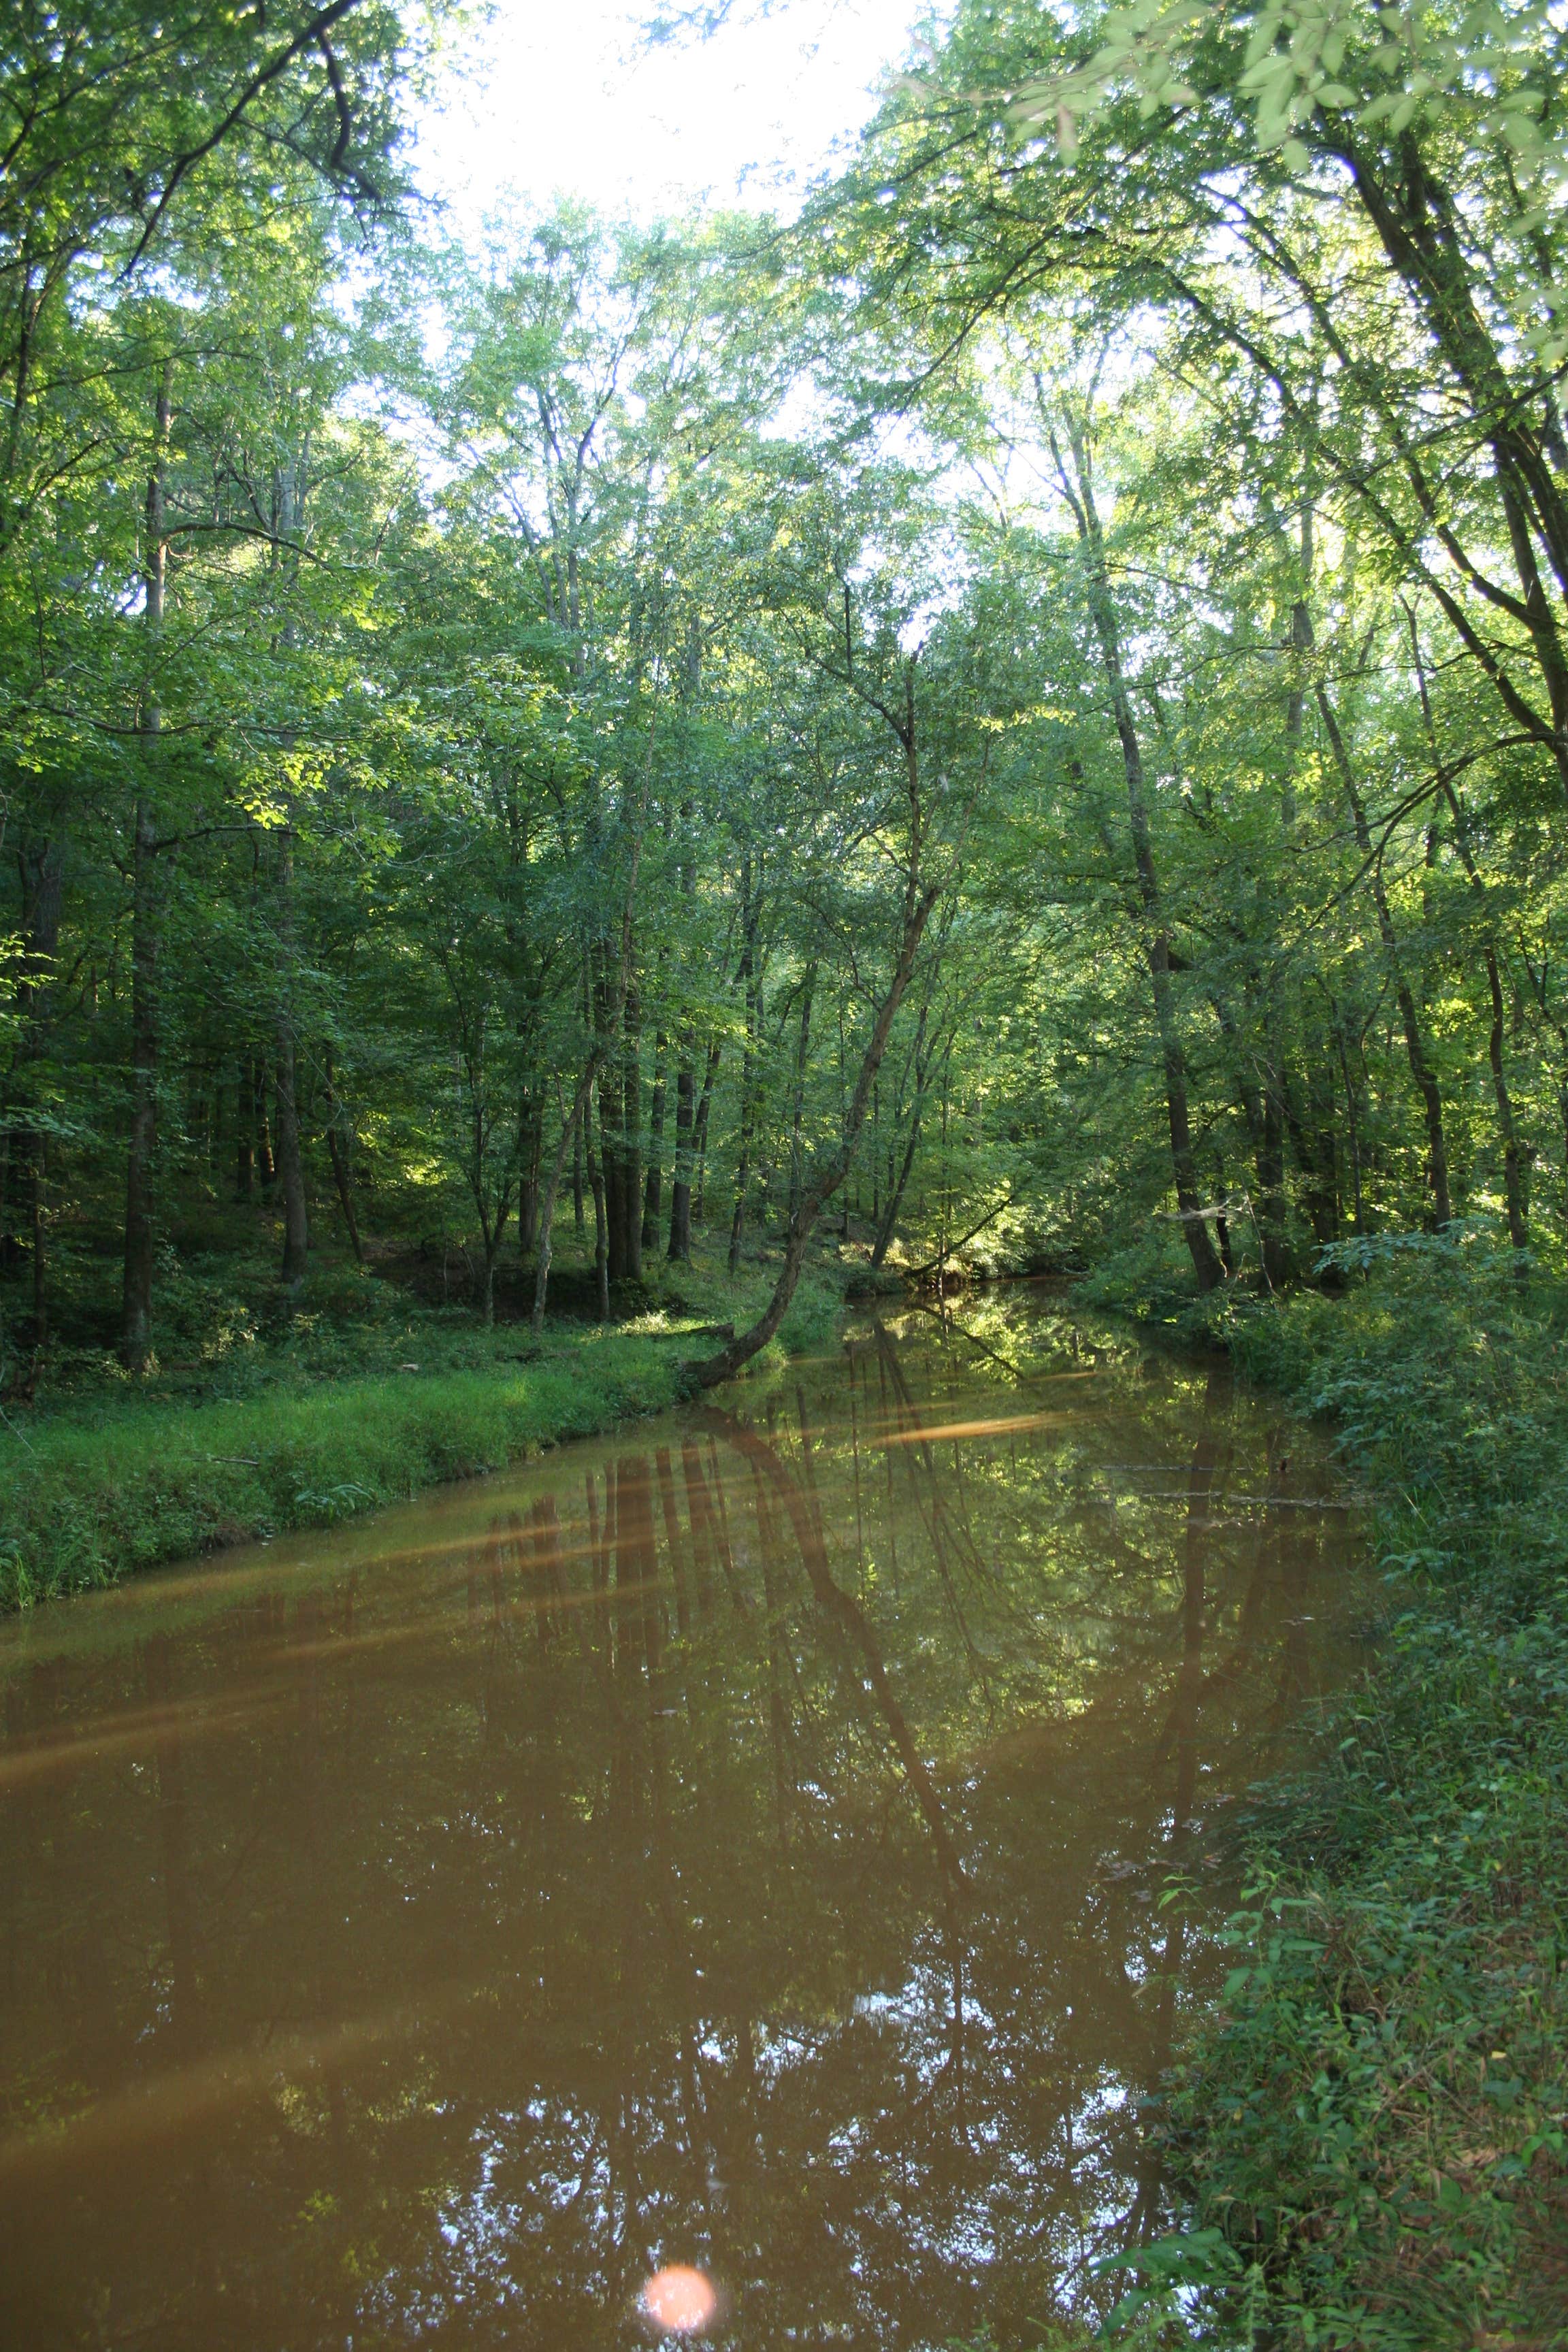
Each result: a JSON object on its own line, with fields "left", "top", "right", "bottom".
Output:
{"left": 0, "top": 1292, "right": 1362, "bottom": 2351}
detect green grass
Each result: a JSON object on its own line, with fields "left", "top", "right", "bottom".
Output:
{"left": 0, "top": 1250, "right": 845, "bottom": 1611}
{"left": 1081, "top": 1233, "right": 1568, "bottom": 2350}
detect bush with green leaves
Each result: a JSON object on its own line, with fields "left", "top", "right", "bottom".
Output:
{"left": 1138, "top": 1241, "right": 1568, "bottom": 2348}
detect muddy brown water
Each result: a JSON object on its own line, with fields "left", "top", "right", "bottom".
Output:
{"left": 0, "top": 1292, "right": 1365, "bottom": 2351}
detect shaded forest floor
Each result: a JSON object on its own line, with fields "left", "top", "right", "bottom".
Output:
{"left": 0, "top": 1226, "right": 847, "bottom": 1611}
{"left": 1079, "top": 1237, "right": 1568, "bottom": 2351}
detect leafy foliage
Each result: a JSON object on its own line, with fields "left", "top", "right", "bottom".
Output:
{"left": 7, "top": 1, "right": 1568, "bottom": 2334}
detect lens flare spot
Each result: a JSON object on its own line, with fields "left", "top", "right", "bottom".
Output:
{"left": 640, "top": 2265, "right": 717, "bottom": 2334}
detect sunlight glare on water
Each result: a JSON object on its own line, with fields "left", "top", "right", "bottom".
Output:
{"left": 640, "top": 2266, "right": 719, "bottom": 2334}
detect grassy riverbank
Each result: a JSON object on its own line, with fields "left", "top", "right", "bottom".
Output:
{"left": 0, "top": 1256, "right": 843, "bottom": 1612}
{"left": 1082, "top": 1237, "right": 1568, "bottom": 2350}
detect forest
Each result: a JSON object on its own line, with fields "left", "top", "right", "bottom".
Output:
{"left": 5, "top": 0, "right": 1568, "bottom": 2345}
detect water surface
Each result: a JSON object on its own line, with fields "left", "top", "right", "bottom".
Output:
{"left": 0, "top": 1291, "right": 1362, "bottom": 2349}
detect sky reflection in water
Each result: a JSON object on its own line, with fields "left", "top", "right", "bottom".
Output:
{"left": 0, "top": 1292, "right": 1363, "bottom": 2349}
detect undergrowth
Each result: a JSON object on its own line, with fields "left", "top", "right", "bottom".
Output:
{"left": 1082, "top": 1230, "right": 1568, "bottom": 2349}
{"left": 0, "top": 1253, "right": 843, "bottom": 1610}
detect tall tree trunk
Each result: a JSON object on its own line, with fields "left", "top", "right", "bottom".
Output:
{"left": 323, "top": 1056, "right": 363, "bottom": 1265}
{"left": 1483, "top": 944, "right": 1528, "bottom": 1251}
{"left": 642, "top": 1032, "right": 666, "bottom": 1250}
{"left": 29, "top": 1136, "right": 47, "bottom": 1349}
{"left": 235, "top": 1058, "right": 254, "bottom": 1200}
{"left": 270, "top": 440, "right": 312, "bottom": 1289}
{"left": 693, "top": 676, "right": 941, "bottom": 1390}
{"left": 872, "top": 1108, "right": 924, "bottom": 1269}
{"left": 838, "top": 1011, "right": 852, "bottom": 1239}
{"left": 1252, "top": 508, "right": 1316, "bottom": 1282}
{"left": 533, "top": 1062, "right": 598, "bottom": 1331}
{"left": 122, "top": 796, "right": 159, "bottom": 1368}
{"left": 691, "top": 893, "right": 937, "bottom": 1388}
{"left": 1054, "top": 416, "right": 1225, "bottom": 1291}
{"left": 586, "top": 828, "right": 650, "bottom": 1308}
{"left": 478, "top": 1221, "right": 504, "bottom": 1325}
{"left": 254, "top": 1057, "right": 274, "bottom": 1187}
{"left": 726, "top": 1036, "right": 753, "bottom": 1275}
{"left": 669, "top": 1023, "right": 696, "bottom": 1262}
{"left": 1315, "top": 685, "right": 1453, "bottom": 1226}
{"left": 1409, "top": 610, "right": 1529, "bottom": 1249}
{"left": 589, "top": 1094, "right": 609, "bottom": 1324}
{"left": 274, "top": 1043, "right": 308, "bottom": 1288}
{"left": 724, "top": 858, "right": 760, "bottom": 1272}
{"left": 518, "top": 1096, "right": 542, "bottom": 1258}
{"left": 786, "top": 966, "right": 816, "bottom": 1223}
{"left": 1332, "top": 1011, "right": 1370, "bottom": 1237}
{"left": 1257, "top": 1056, "right": 1292, "bottom": 1288}
{"left": 1335, "top": 137, "right": 1568, "bottom": 808}
{"left": 122, "top": 361, "right": 173, "bottom": 1371}
{"left": 14, "top": 840, "right": 62, "bottom": 1350}
{"left": 1288, "top": 1043, "right": 1343, "bottom": 1253}
{"left": 870, "top": 1002, "right": 931, "bottom": 1269}
{"left": 597, "top": 1042, "right": 627, "bottom": 1284}
{"left": 274, "top": 831, "right": 309, "bottom": 1290}
{"left": 666, "top": 804, "right": 700, "bottom": 1262}
{"left": 621, "top": 985, "right": 642, "bottom": 1280}
{"left": 691, "top": 1036, "right": 721, "bottom": 1228}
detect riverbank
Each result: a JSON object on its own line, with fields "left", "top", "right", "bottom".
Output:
{"left": 1081, "top": 1237, "right": 1568, "bottom": 2350}
{"left": 0, "top": 1261, "right": 843, "bottom": 1612}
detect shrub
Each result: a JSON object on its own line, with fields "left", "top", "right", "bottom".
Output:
{"left": 1146, "top": 1239, "right": 1568, "bottom": 2350}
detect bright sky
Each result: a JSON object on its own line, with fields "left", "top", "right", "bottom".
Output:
{"left": 413, "top": 0, "right": 932, "bottom": 235}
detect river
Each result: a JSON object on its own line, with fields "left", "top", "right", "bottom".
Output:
{"left": 0, "top": 1288, "right": 1363, "bottom": 2350}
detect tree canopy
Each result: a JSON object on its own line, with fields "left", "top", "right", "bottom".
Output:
{"left": 6, "top": 0, "right": 1568, "bottom": 1372}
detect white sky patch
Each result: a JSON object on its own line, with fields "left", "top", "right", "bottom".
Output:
{"left": 412, "top": 0, "right": 932, "bottom": 235}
